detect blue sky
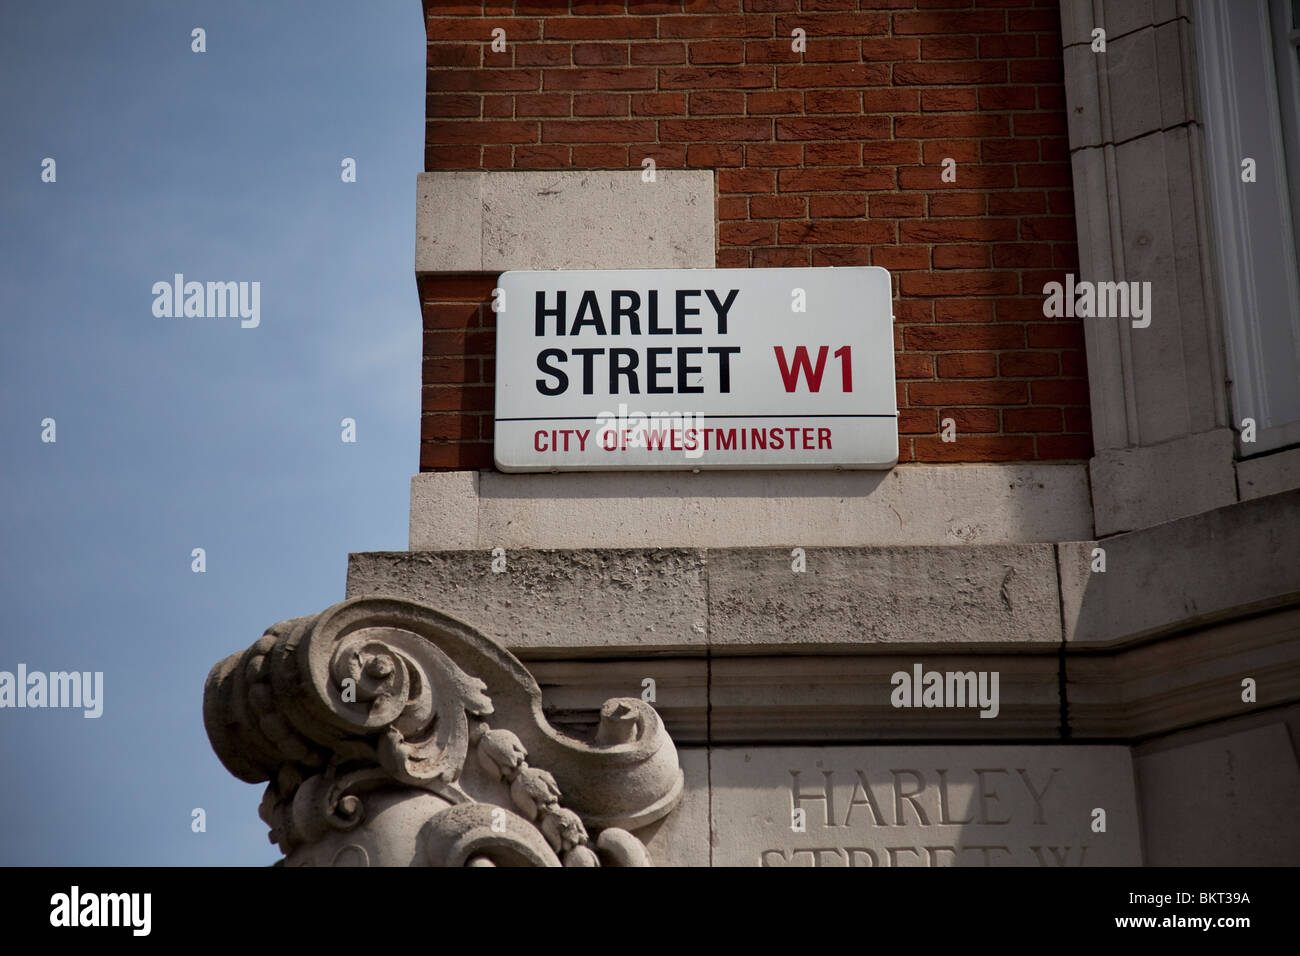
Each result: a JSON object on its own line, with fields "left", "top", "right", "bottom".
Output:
{"left": 0, "top": 0, "right": 424, "bottom": 864}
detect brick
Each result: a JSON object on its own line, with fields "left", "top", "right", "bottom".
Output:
{"left": 422, "top": 302, "right": 481, "bottom": 330}
{"left": 426, "top": 145, "right": 482, "bottom": 169}
{"left": 861, "top": 37, "right": 921, "bottom": 59}
{"left": 1029, "top": 379, "right": 1090, "bottom": 405}
{"left": 873, "top": 244, "right": 930, "bottom": 271}
{"left": 892, "top": 12, "right": 1008, "bottom": 34}
{"left": 1009, "top": 59, "right": 1062, "bottom": 83}
{"left": 920, "top": 36, "right": 977, "bottom": 59}
{"left": 982, "top": 138, "right": 1039, "bottom": 162}
{"left": 862, "top": 89, "right": 921, "bottom": 112}
{"left": 572, "top": 93, "right": 630, "bottom": 116}
{"left": 921, "top": 89, "right": 978, "bottom": 111}
{"left": 901, "top": 271, "right": 1021, "bottom": 297}
{"left": 913, "top": 436, "right": 1036, "bottom": 462}
{"left": 427, "top": 94, "right": 483, "bottom": 118}
{"left": 690, "top": 40, "right": 746, "bottom": 64}
{"left": 631, "top": 92, "right": 687, "bottom": 115}
{"left": 809, "top": 195, "right": 866, "bottom": 218}
{"left": 940, "top": 408, "right": 1000, "bottom": 433}
{"left": 686, "top": 143, "right": 743, "bottom": 166}
{"left": 751, "top": 195, "right": 807, "bottom": 218}
{"left": 640, "top": 144, "right": 688, "bottom": 166}
{"left": 747, "top": 91, "right": 803, "bottom": 113}
{"left": 754, "top": 246, "right": 811, "bottom": 267}
{"left": 811, "top": 246, "right": 872, "bottom": 266}
{"left": 659, "top": 15, "right": 774, "bottom": 39}
{"left": 426, "top": 19, "right": 542, "bottom": 42}
{"left": 905, "top": 324, "right": 1026, "bottom": 350}
{"left": 937, "top": 353, "right": 997, "bottom": 378}
{"left": 804, "top": 90, "right": 861, "bottom": 114}
{"left": 860, "top": 141, "right": 921, "bottom": 164}
{"left": 893, "top": 114, "right": 1010, "bottom": 138}
{"left": 778, "top": 167, "right": 894, "bottom": 191}
{"left": 773, "top": 13, "right": 890, "bottom": 35}
{"left": 988, "top": 192, "right": 1044, "bottom": 215}
{"left": 421, "top": 384, "right": 495, "bottom": 411}
{"left": 688, "top": 91, "right": 747, "bottom": 114}
{"left": 542, "top": 68, "right": 657, "bottom": 89}
{"left": 935, "top": 299, "right": 996, "bottom": 323}
{"left": 483, "top": 95, "right": 514, "bottom": 118}
{"left": 572, "top": 144, "right": 629, "bottom": 165}
{"left": 1019, "top": 215, "right": 1076, "bottom": 240}
{"left": 894, "top": 299, "right": 934, "bottom": 324}
{"left": 659, "top": 67, "right": 773, "bottom": 89}
{"left": 895, "top": 353, "right": 935, "bottom": 378}
{"left": 928, "top": 193, "right": 987, "bottom": 216}
{"left": 933, "top": 245, "right": 991, "bottom": 268}
{"left": 777, "top": 64, "right": 891, "bottom": 87}
{"left": 431, "top": 69, "right": 541, "bottom": 92}
{"left": 544, "top": 17, "right": 659, "bottom": 40}
{"left": 660, "top": 118, "right": 771, "bottom": 141}
{"left": 803, "top": 142, "right": 861, "bottom": 165}
{"left": 900, "top": 408, "right": 939, "bottom": 434}
{"left": 541, "top": 120, "right": 654, "bottom": 142}
{"left": 515, "top": 44, "right": 573, "bottom": 67}
{"left": 719, "top": 168, "right": 776, "bottom": 192}
{"left": 720, "top": 221, "right": 777, "bottom": 245}
{"left": 900, "top": 165, "right": 1014, "bottom": 189}
{"left": 778, "top": 219, "right": 895, "bottom": 244}
{"left": 803, "top": 38, "right": 864, "bottom": 62}
{"left": 776, "top": 117, "right": 890, "bottom": 140}
{"left": 630, "top": 43, "right": 688, "bottom": 65}
{"left": 900, "top": 218, "right": 1018, "bottom": 243}
{"left": 423, "top": 413, "right": 480, "bottom": 439}
{"left": 869, "top": 194, "right": 925, "bottom": 217}
{"left": 746, "top": 142, "right": 803, "bottom": 165}
{"left": 1034, "top": 436, "right": 1093, "bottom": 460}
{"left": 573, "top": 43, "right": 629, "bottom": 66}
{"left": 421, "top": 275, "right": 496, "bottom": 302}
{"left": 514, "top": 144, "right": 572, "bottom": 167}
{"left": 979, "top": 86, "right": 1037, "bottom": 110}
{"left": 718, "top": 196, "right": 749, "bottom": 219}
{"left": 515, "top": 93, "right": 571, "bottom": 116}
{"left": 979, "top": 34, "right": 1037, "bottom": 58}
{"left": 992, "top": 243, "right": 1052, "bottom": 267}
{"left": 744, "top": 40, "right": 804, "bottom": 64}
{"left": 1004, "top": 407, "right": 1063, "bottom": 432}
{"left": 428, "top": 44, "right": 483, "bottom": 68}
{"left": 421, "top": 441, "right": 493, "bottom": 471}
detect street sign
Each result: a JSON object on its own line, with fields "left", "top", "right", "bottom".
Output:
{"left": 493, "top": 266, "right": 897, "bottom": 471}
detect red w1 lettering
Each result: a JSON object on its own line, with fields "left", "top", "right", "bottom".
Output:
{"left": 774, "top": 345, "right": 853, "bottom": 392}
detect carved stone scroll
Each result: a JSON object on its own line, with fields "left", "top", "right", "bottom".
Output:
{"left": 203, "top": 596, "right": 683, "bottom": 866}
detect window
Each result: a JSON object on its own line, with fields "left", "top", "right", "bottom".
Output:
{"left": 1195, "top": 0, "right": 1300, "bottom": 454}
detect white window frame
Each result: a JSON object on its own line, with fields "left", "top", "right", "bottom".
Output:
{"left": 1194, "top": 0, "right": 1300, "bottom": 455}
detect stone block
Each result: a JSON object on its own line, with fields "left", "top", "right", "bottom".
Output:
{"left": 710, "top": 745, "right": 1141, "bottom": 866}
{"left": 346, "top": 549, "right": 709, "bottom": 655}
{"left": 1135, "top": 722, "right": 1300, "bottom": 865}
{"left": 706, "top": 545, "right": 1064, "bottom": 649}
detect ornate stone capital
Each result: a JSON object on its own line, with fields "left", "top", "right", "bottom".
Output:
{"left": 203, "top": 596, "right": 682, "bottom": 866}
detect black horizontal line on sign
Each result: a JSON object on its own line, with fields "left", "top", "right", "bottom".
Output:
{"left": 495, "top": 414, "right": 897, "bottom": 422}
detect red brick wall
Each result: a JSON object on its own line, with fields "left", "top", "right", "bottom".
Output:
{"left": 419, "top": 0, "right": 1092, "bottom": 471}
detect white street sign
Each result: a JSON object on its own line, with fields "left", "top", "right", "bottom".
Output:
{"left": 493, "top": 266, "right": 897, "bottom": 471}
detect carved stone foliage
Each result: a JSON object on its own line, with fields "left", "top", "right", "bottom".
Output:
{"left": 204, "top": 597, "right": 683, "bottom": 866}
